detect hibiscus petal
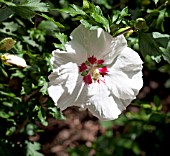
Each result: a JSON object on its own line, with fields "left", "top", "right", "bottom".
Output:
{"left": 105, "top": 70, "right": 142, "bottom": 101}
{"left": 48, "top": 62, "right": 79, "bottom": 104}
{"left": 70, "top": 25, "right": 127, "bottom": 63}
{"left": 111, "top": 47, "right": 143, "bottom": 74}
{"left": 48, "top": 85, "right": 64, "bottom": 104}
{"left": 114, "top": 95, "right": 135, "bottom": 110}
{"left": 104, "top": 47, "right": 143, "bottom": 101}
{"left": 84, "top": 83, "right": 122, "bottom": 120}
{"left": 65, "top": 41, "right": 87, "bottom": 64}
{"left": 51, "top": 48, "right": 87, "bottom": 68}
{"left": 57, "top": 76, "right": 88, "bottom": 110}
{"left": 48, "top": 62, "right": 89, "bottom": 110}
{"left": 102, "top": 35, "right": 127, "bottom": 65}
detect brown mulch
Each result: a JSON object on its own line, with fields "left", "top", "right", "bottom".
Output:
{"left": 30, "top": 107, "right": 100, "bottom": 156}
{"left": 30, "top": 67, "right": 170, "bottom": 156}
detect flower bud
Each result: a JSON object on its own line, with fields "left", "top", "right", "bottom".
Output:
{"left": 134, "top": 18, "right": 149, "bottom": 31}
{"left": 1, "top": 54, "right": 27, "bottom": 67}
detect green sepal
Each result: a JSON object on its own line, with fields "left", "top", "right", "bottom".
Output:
{"left": 85, "top": 60, "right": 91, "bottom": 66}
{"left": 81, "top": 70, "right": 88, "bottom": 76}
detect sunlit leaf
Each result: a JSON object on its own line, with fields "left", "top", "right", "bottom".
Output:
{"left": 91, "top": 12, "right": 110, "bottom": 32}
{"left": 25, "top": 141, "right": 44, "bottom": 156}
{"left": 39, "top": 14, "right": 64, "bottom": 28}
{"left": 59, "top": 4, "right": 86, "bottom": 17}
{"left": 5, "top": 0, "right": 49, "bottom": 19}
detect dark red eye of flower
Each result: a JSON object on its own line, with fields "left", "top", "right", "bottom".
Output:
{"left": 98, "top": 66, "right": 108, "bottom": 76}
{"left": 97, "top": 60, "right": 104, "bottom": 64}
{"left": 88, "top": 56, "right": 97, "bottom": 64}
{"left": 79, "top": 63, "right": 88, "bottom": 72}
{"left": 83, "top": 74, "right": 92, "bottom": 84}
{"left": 79, "top": 56, "right": 108, "bottom": 85}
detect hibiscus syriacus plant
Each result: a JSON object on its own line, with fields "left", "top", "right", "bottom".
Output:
{"left": 48, "top": 24, "right": 143, "bottom": 120}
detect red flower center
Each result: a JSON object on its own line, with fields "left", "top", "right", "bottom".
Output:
{"left": 79, "top": 56, "right": 108, "bottom": 85}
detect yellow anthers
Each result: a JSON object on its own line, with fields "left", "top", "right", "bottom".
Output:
{"left": 90, "top": 67, "right": 101, "bottom": 80}
{"left": 0, "top": 38, "right": 16, "bottom": 51}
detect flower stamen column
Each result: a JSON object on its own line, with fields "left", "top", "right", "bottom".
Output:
{"left": 79, "top": 56, "right": 108, "bottom": 85}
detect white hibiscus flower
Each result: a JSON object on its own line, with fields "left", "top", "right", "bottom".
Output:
{"left": 48, "top": 24, "right": 143, "bottom": 120}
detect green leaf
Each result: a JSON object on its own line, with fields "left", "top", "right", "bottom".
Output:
{"left": 34, "top": 106, "right": 48, "bottom": 126}
{"left": 0, "top": 0, "right": 15, "bottom": 6}
{"left": 149, "top": 113, "right": 165, "bottom": 123}
{"left": 162, "top": 41, "right": 170, "bottom": 63}
{"left": 9, "top": 0, "right": 49, "bottom": 19}
{"left": 0, "top": 7, "right": 14, "bottom": 22}
{"left": 92, "top": 0, "right": 112, "bottom": 9}
{"left": 156, "top": 9, "right": 166, "bottom": 32}
{"left": 153, "top": 95, "right": 161, "bottom": 107}
{"left": 11, "top": 70, "right": 25, "bottom": 78}
{"left": 112, "top": 7, "right": 130, "bottom": 25}
{"left": 83, "top": 0, "right": 90, "bottom": 9}
{"left": 59, "top": 4, "right": 86, "bottom": 17}
{"left": 0, "top": 90, "right": 16, "bottom": 98}
{"left": 39, "top": 82, "right": 48, "bottom": 95}
{"left": 10, "top": 6, "right": 35, "bottom": 19}
{"left": 0, "top": 66, "right": 8, "bottom": 77}
{"left": 48, "top": 107, "right": 66, "bottom": 120}
{"left": 39, "top": 14, "right": 64, "bottom": 28}
{"left": 54, "top": 32, "right": 68, "bottom": 44}
{"left": 18, "top": 0, "right": 48, "bottom": 12}
{"left": 120, "top": 7, "right": 130, "bottom": 17}
{"left": 100, "top": 120, "right": 113, "bottom": 129}
{"left": 80, "top": 19, "right": 99, "bottom": 30}
{"left": 94, "top": 5, "right": 103, "bottom": 15}
{"left": 0, "top": 22, "right": 20, "bottom": 35}
{"left": 139, "top": 32, "right": 162, "bottom": 57}
{"left": 22, "top": 36, "right": 39, "bottom": 47}
{"left": 165, "top": 79, "right": 170, "bottom": 88}
{"left": 53, "top": 32, "right": 68, "bottom": 50}
{"left": 0, "top": 111, "right": 10, "bottom": 119}
{"left": 25, "top": 141, "right": 44, "bottom": 156}
{"left": 139, "top": 32, "right": 170, "bottom": 63}
{"left": 38, "top": 20, "right": 59, "bottom": 36}
{"left": 6, "top": 126, "right": 16, "bottom": 136}
{"left": 91, "top": 12, "right": 110, "bottom": 32}
{"left": 38, "top": 76, "right": 48, "bottom": 95}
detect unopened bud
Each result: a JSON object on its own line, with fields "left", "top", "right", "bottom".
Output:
{"left": 1, "top": 54, "right": 27, "bottom": 67}
{"left": 134, "top": 18, "right": 149, "bottom": 31}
